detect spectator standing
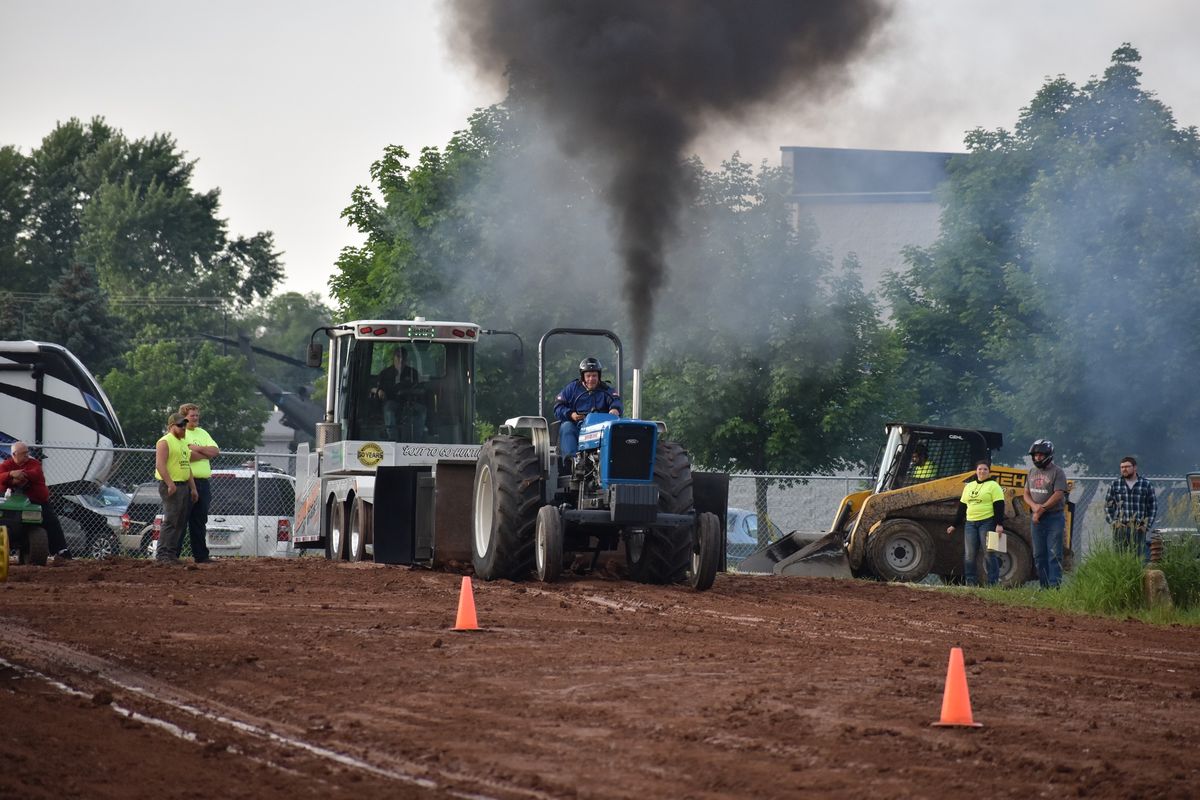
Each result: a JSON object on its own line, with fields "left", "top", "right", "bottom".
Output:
{"left": 155, "top": 413, "right": 198, "bottom": 564}
{"left": 947, "top": 460, "right": 1006, "bottom": 586}
{"left": 0, "top": 441, "right": 71, "bottom": 559}
{"left": 180, "top": 403, "right": 220, "bottom": 563}
{"left": 1023, "top": 438, "right": 1069, "bottom": 588}
{"left": 1103, "top": 456, "right": 1157, "bottom": 562}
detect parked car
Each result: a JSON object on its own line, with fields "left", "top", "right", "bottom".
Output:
{"left": 122, "top": 470, "right": 296, "bottom": 558}
{"left": 725, "top": 507, "right": 786, "bottom": 569}
{"left": 56, "top": 483, "right": 130, "bottom": 558}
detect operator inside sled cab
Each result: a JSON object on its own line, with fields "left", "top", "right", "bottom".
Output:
{"left": 372, "top": 346, "right": 427, "bottom": 441}
{"left": 553, "top": 357, "right": 623, "bottom": 456}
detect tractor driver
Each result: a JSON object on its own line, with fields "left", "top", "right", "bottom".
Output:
{"left": 372, "top": 347, "right": 427, "bottom": 441}
{"left": 554, "top": 357, "right": 623, "bottom": 456}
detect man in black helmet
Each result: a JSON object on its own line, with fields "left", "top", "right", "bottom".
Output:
{"left": 553, "top": 357, "right": 623, "bottom": 455}
{"left": 1023, "top": 438, "right": 1068, "bottom": 588}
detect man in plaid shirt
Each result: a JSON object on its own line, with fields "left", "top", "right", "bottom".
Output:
{"left": 1104, "top": 455, "right": 1157, "bottom": 562}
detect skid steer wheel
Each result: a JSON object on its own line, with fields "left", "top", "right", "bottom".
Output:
{"left": 20, "top": 526, "right": 50, "bottom": 566}
{"left": 534, "top": 506, "right": 564, "bottom": 583}
{"left": 686, "top": 512, "right": 721, "bottom": 591}
{"left": 348, "top": 497, "right": 368, "bottom": 562}
{"left": 989, "top": 534, "right": 1033, "bottom": 588}
{"left": 326, "top": 498, "right": 347, "bottom": 561}
{"left": 472, "top": 435, "right": 540, "bottom": 581}
{"left": 866, "top": 518, "right": 934, "bottom": 583}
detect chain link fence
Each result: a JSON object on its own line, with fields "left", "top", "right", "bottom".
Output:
{"left": 724, "top": 472, "right": 1198, "bottom": 567}
{"left": 11, "top": 444, "right": 296, "bottom": 559}
{"left": 11, "top": 444, "right": 1197, "bottom": 566}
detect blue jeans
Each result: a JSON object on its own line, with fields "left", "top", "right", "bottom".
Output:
{"left": 187, "top": 477, "right": 211, "bottom": 562}
{"left": 964, "top": 517, "right": 1000, "bottom": 586}
{"left": 559, "top": 420, "right": 581, "bottom": 455}
{"left": 1032, "top": 510, "right": 1065, "bottom": 588}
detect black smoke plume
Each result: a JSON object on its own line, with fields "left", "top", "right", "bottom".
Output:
{"left": 448, "top": 0, "right": 891, "bottom": 364}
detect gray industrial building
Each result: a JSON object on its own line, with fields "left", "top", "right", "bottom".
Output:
{"left": 782, "top": 146, "right": 958, "bottom": 292}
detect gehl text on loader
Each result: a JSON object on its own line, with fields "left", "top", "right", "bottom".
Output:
{"left": 293, "top": 321, "right": 728, "bottom": 590}
{"left": 739, "top": 423, "right": 1076, "bottom": 586}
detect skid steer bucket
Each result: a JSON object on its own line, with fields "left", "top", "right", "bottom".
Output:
{"left": 736, "top": 529, "right": 853, "bottom": 579}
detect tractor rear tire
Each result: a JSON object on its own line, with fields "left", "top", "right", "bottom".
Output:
{"left": 992, "top": 534, "right": 1033, "bottom": 588}
{"left": 687, "top": 512, "right": 721, "bottom": 591}
{"left": 23, "top": 526, "right": 50, "bottom": 566}
{"left": 866, "top": 518, "right": 934, "bottom": 583}
{"left": 472, "top": 436, "right": 541, "bottom": 581}
{"left": 534, "top": 505, "right": 564, "bottom": 583}
{"left": 629, "top": 441, "right": 694, "bottom": 584}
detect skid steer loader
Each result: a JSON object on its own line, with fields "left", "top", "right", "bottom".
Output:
{"left": 738, "top": 423, "right": 1074, "bottom": 586}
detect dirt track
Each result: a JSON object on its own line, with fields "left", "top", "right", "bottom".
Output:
{"left": 2, "top": 557, "right": 1199, "bottom": 799}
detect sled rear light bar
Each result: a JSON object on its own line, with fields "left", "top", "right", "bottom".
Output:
{"left": 352, "top": 324, "right": 479, "bottom": 341}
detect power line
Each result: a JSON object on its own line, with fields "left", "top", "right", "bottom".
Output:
{"left": 6, "top": 292, "right": 227, "bottom": 307}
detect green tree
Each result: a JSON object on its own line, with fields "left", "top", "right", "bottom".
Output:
{"left": 2, "top": 117, "right": 284, "bottom": 358}
{"left": 25, "top": 262, "right": 124, "bottom": 371}
{"left": 0, "top": 290, "right": 21, "bottom": 339}
{"left": 0, "top": 145, "right": 30, "bottom": 284}
{"left": 885, "top": 45, "right": 1200, "bottom": 472}
{"left": 101, "top": 341, "right": 270, "bottom": 448}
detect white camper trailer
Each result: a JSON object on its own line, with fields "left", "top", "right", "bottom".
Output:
{"left": 0, "top": 340, "right": 125, "bottom": 485}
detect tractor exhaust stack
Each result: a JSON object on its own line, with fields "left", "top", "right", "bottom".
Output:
{"left": 631, "top": 368, "right": 642, "bottom": 419}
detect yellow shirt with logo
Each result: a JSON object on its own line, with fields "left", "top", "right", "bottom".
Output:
{"left": 155, "top": 433, "right": 192, "bottom": 482}
{"left": 184, "top": 426, "right": 218, "bottom": 479}
{"left": 959, "top": 478, "right": 1005, "bottom": 522}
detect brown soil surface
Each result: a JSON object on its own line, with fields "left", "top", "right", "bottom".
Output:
{"left": 2, "top": 557, "right": 1198, "bottom": 799}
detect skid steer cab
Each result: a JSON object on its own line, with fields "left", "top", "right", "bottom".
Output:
{"left": 1, "top": 489, "right": 51, "bottom": 566}
{"left": 738, "top": 422, "right": 1075, "bottom": 587}
{"left": 471, "top": 328, "right": 728, "bottom": 591}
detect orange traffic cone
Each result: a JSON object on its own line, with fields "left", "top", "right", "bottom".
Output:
{"left": 932, "top": 647, "right": 982, "bottom": 727}
{"left": 452, "top": 576, "right": 480, "bottom": 631}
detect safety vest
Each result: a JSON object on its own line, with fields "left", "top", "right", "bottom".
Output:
{"left": 155, "top": 433, "right": 192, "bottom": 482}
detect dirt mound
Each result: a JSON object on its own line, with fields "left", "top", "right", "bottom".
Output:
{"left": 3, "top": 558, "right": 1198, "bottom": 798}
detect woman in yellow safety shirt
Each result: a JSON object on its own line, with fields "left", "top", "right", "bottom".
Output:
{"left": 946, "top": 460, "right": 1006, "bottom": 586}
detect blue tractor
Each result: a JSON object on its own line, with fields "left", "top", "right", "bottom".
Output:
{"left": 470, "top": 328, "right": 726, "bottom": 590}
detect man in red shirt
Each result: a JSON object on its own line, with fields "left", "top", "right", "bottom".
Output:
{"left": 0, "top": 441, "right": 70, "bottom": 558}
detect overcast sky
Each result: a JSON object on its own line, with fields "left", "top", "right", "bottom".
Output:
{"left": 3, "top": 0, "right": 1198, "bottom": 308}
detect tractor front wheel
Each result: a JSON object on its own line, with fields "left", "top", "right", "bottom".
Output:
{"left": 472, "top": 436, "right": 541, "bottom": 581}
{"left": 534, "top": 505, "right": 564, "bottom": 583}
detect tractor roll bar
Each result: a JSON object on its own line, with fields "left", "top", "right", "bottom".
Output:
{"left": 537, "top": 328, "right": 623, "bottom": 418}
